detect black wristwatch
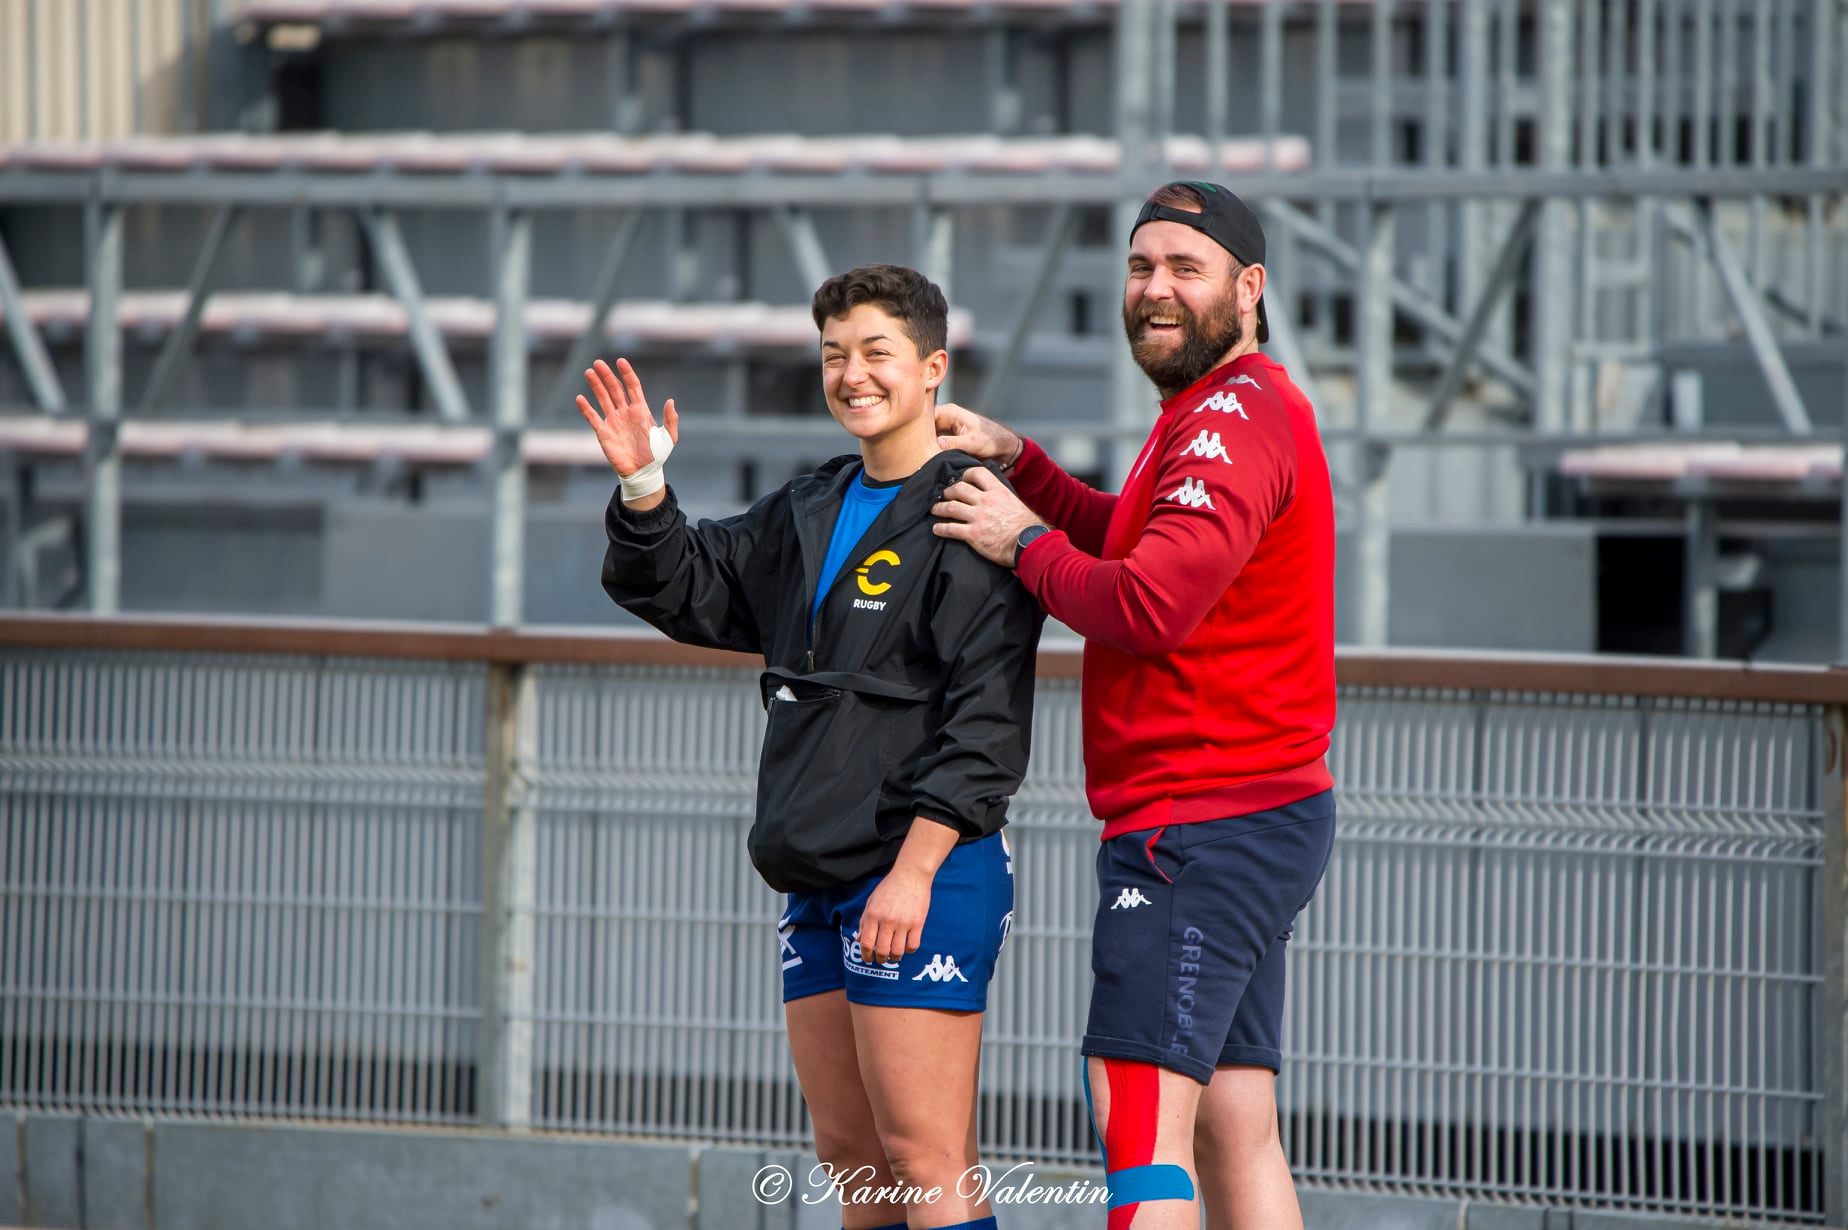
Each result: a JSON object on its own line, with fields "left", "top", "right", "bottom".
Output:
{"left": 1013, "top": 524, "right": 1052, "bottom": 568}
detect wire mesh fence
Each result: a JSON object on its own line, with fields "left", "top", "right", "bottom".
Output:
{"left": 0, "top": 643, "right": 1836, "bottom": 1224}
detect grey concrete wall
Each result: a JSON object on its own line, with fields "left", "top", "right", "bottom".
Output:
{"left": 3, "top": 1112, "right": 1829, "bottom": 1230}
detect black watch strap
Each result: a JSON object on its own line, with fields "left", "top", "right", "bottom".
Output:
{"left": 1013, "top": 524, "right": 1052, "bottom": 567}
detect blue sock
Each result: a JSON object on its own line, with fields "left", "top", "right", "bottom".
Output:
{"left": 937, "top": 1219, "right": 999, "bottom": 1230}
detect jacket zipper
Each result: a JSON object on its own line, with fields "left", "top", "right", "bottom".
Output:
{"left": 805, "top": 517, "right": 911, "bottom": 675}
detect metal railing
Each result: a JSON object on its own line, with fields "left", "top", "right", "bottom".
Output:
{"left": 1, "top": 615, "right": 1844, "bottom": 1224}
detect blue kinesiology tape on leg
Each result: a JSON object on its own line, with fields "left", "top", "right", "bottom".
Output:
{"left": 1105, "top": 1163, "right": 1195, "bottom": 1210}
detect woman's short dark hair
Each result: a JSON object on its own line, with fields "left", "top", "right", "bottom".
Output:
{"left": 810, "top": 264, "right": 949, "bottom": 357}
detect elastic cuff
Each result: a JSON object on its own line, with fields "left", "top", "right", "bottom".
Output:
{"left": 1080, "top": 1034, "right": 1214, "bottom": 1086}
{"left": 608, "top": 484, "right": 678, "bottom": 525}
{"left": 847, "top": 991, "right": 989, "bottom": 1012}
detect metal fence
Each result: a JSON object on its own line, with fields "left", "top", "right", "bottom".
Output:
{"left": 1, "top": 618, "right": 1843, "bottom": 1225}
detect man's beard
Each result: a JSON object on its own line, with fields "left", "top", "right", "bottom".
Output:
{"left": 1122, "top": 290, "right": 1244, "bottom": 398}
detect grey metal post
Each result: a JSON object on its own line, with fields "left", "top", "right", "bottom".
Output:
{"left": 1111, "top": 0, "right": 1159, "bottom": 485}
{"left": 1684, "top": 499, "right": 1718, "bottom": 658}
{"left": 480, "top": 662, "right": 537, "bottom": 1130}
{"left": 1312, "top": 0, "right": 1337, "bottom": 343}
{"left": 920, "top": 208, "right": 954, "bottom": 402}
{"left": 1839, "top": 345, "right": 1848, "bottom": 665}
{"left": 1818, "top": 704, "right": 1846, "bottom": 1221}
{"left": 1807, "top": 0, "right": 1837, "bottom": 331}
{"left": 1354, "top": 202, "right": 1394, "bottom": 647}
{"left": 1370, "top": 0, "right": 1394, "bottom": 169}
{"left": 1421, "top": 0, "right": 1448, "bottom": 299}
{"left": 1533, "top": 0, "right": 1575, "bottom": 440}
{"left": 1206, "top": 0, "right": 1228, "bottom": 164}
{"left": 489, "top": 209, "right": 531, "bottom": 629}
{"left": 83, "top": 203, "right": 122, "bottom": 616}
{"left": 1456, "top": 0, "right": 1489, "bottom": 321}
{"left": 1259, "top": 0, "right": 1282, "bottom": 172}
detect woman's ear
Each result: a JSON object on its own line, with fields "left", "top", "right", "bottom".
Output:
{"left": 923, "top": 347, "right": 950, "bottom": 392}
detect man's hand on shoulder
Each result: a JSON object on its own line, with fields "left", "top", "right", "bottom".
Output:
{"left": 933, "top": 466, "right": 1045, "bottom": 568}
{"left": 935, "top": 403, "right": 1024, "bottom": 469}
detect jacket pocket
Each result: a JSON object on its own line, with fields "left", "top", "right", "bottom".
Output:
{"left": 749, "top": 669, "right": 928, "bottom": 892}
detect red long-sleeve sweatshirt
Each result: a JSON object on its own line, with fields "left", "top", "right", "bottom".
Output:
{"left": 1013, "top": 352, "right": 1336, "bottom": 838}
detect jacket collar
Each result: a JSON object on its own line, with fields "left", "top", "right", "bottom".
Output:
{"left": 789, "top": 450, "right": 981, "bottom": 600}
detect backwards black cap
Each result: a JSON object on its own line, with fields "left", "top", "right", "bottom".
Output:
{"left": 1131, "top": 181, "right": 1269, "bottom": 343}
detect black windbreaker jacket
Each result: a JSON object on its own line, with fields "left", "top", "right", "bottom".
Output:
{"left": 602, "top": 450, "right": 1046, "bottom": 893}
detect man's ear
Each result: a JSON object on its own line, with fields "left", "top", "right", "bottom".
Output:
{"left": 1241, "top": 263, "right": 1267, "bottom": 317}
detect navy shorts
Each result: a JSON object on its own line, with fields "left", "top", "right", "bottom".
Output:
{"left": 779, "top": 830, "right": 1014, "bottom": 1011}
{"left": 1083, "top": 790, "right": 1336, "bottom": 1084}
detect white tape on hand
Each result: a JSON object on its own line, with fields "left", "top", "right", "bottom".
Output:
{"left": 618, "top": 424, "right": 676, "bottom": 501}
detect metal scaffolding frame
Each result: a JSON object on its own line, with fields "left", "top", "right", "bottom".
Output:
{"left": 0, "top": 0, "right": 1843, "bottom": 651}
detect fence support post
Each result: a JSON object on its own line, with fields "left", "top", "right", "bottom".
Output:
{"left": 1823, "top": 705, "right": 1848, "bottom": 1222}
{"left": 480, "top": 661, "right": 536, "bottom": 1129}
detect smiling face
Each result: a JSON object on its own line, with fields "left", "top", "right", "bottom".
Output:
{"left": 819, "top": 302, "right": 948, "bottom": 446}
{"left": 1122, "top": 218, "right": 1264, "bottom": 397}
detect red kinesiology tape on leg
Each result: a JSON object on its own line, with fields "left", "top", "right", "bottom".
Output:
{"left": 1103, "top": 1058, "right": 1159, "bottom": 1230}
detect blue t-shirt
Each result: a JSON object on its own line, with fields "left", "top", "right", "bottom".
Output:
{"left": 812, "top": 467, "right": 904, "bottom": 622}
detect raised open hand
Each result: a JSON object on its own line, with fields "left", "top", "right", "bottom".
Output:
{"left": 576, "top": 358, "right": 680, "bottom": 477}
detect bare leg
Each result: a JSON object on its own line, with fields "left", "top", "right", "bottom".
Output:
{"left": 787, "top": 991, "right": 908, "bottom": 1229}
{"left": 1194, "top": 1065, "right": 1301, "bottom": 1230}
{"left": 1085, "top": 1056, "right": 1204, "bottom": 1230}
{"left": 851, "top": 1003, "right": 990, "bottom": 1228}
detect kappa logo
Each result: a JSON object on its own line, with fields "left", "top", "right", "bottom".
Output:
{"left": 1167, "top": 477, "right": 1216, "bottom": 510}
{"left": 912, "top": 953, "right": 969, "bottom": 982}
{"left": 1179, "top": 430, "right": 1234, "bottom": 465}
{"left": 1226, "top": 374, "right": 1262, "bottom": 391}
{"left": 998, "top": 910, "right": 1014, "bottom": 953}
{"left": 1110, "top": 888, "right": 1154, "bottom": 911}
{"left": 1193, "top": 391, "right": 1248, "bottom": 419}
{"left": 777, "top": 915, "right": 802, "bottom": 971}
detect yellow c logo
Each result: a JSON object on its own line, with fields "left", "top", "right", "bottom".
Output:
{"left": 855, "top": 550, "right": 901, "bottom": 596}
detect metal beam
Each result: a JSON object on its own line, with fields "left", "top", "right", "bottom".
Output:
{"left": 1256, "top": 205, "right": 1324, "bottom": 418}
{"left": 1422, "top": 199, "right": 1542, "bottom": 431}
{"left": 3, "top": 165, "right": 1846, "bottom": 212}
{"left": 489, "top": 210, "right": 531, "bottom": 629}
{"left": 1352, "top": 202, "right": 1394, "bottom": 648}
{"left": 358, "top": 208, "right": 471, "bottom": 423}
{"left": 1205, "top": 0, "right": 1228, "bottom": 165}
{"left": 1532, "top": 0, "right": 1574, "bottom": 438}
{"left": 977, "top": 205, "right": 1077, "bottom": 413}
{"left": 137, "top": 203, "right": 240, "bottom": 414}
{"left": 479, "top": 661, "right": 537, "bottom": 1130}
{"left": 920, "top": 207, "right": 956, "bottom": 400}
{"left": 1266, "top": 199, "right": 1535, "bottom": 397}
{"left": 1258, "top": 0, "right": 1281, "bottom": 171}
{"left": 1684, "top": 500, "right": 1718, "bottom": 659}
{"left": 1697, "top": 202, "right": 1814, "bottom": 434}
{"left": 544, "top": 209, "right": 646, "bottom": 415}
{"left": 0, "top": 227, "right": 67, "bottom": 413}
{"left": 773, "top": 206, "right": 833, "bottom": 293}
{"left": 83, "top": 203, "right": 123, "bottom": 615}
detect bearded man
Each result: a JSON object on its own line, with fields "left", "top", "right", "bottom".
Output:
{"left": 932, "top": 181, "right": 1337, "bottom": 1230}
